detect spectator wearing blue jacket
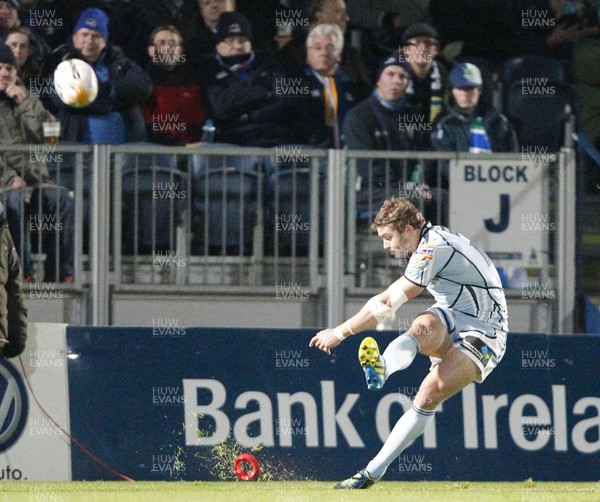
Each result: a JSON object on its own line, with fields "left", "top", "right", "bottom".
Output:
{"left": 45, "top": 8, "right": 152, "bottom": 144}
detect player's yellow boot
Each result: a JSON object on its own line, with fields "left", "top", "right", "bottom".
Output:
{"left": 358, "top": 337, "right": 386, "bottom": 390}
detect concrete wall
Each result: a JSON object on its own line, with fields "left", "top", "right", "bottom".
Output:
{"left": 25, "top": 288, "right": 554, "bottom": 334}
{"left": 25, "top": 289, "right": 86, "bottom": 325}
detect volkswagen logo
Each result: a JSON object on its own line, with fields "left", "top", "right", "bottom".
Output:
{"left": 0, "top": 359, "right": 29, "bottom": 453}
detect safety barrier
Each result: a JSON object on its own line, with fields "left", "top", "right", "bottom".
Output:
{"left": 0, "top": 143, "right": 575, "bottom": 331}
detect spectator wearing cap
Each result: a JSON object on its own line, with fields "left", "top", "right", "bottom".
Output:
{"left": 201, "top": 11, "right": 290, "bottom": 146}
{"left": 400, "top": 22, "right": 448, "bottom": 127}
{"left": 0, "top": 0, "right": 50, "bottom": 85}
{"left": 0, "top": 39, "right": 75, "bottom": 282}
{"left": 44, "top": 7, "right": 152, "bottom": 143}
{"left": 431, "top": 62, "right": 518, "bottom": 154}
{"left": 343, "top": 53, "right": 445, "bottom": 224}
{"left": 286, "top": 23, "right": 357, "bottom": 148}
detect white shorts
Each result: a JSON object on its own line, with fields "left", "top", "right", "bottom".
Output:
{"left": 426, "top": 305, "right": 508, "bottom": 383}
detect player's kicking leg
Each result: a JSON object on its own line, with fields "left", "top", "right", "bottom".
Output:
{"left": 336, "top": 313, "right": 479, "bottom": 489}
{"left": 336, "top": 347, "right": 479, "bottom": 489}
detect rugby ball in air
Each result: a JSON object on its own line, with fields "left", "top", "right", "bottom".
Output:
{"left": 54, "top": 58, "right": 98, "bottom": 108}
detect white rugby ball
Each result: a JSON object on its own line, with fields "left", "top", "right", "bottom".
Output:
{"left": 54, "top": 58, "right": 98, "bottom": 108}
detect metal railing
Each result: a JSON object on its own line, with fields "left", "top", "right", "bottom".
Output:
{"left": 107, "top": 143, "right": 329, "bottom": 294}
{"left": 3, "top": 143, "right": 575, "bottom": 331}
{"left": 0, "top": 143, "right": 91, "bottom": 288}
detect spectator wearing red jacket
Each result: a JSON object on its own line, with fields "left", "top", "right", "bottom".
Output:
{"left": 142, "top": 25, "right": 206, "bottom": 145}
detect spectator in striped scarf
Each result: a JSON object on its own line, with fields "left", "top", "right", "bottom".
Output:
{"left": 399, "top": 22, "right": 448, "bottom": 127}
{"left": 431, "top": 63, "right": 518, "bottom": 154}
{"left": 430, "top": 63, "right": 518, "bottom": 190}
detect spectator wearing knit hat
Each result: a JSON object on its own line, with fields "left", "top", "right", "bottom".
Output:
{"left": 44, "top": 7, "right": 152, "bottom": 143}
{"left": 201, "top": 11, "right": 290, "bottom": 146}
{"left": 343, "top": 53, "right": 426, "bottom": 151}
{"left": 343, "top": 52, "right": 445, "bottom": 225}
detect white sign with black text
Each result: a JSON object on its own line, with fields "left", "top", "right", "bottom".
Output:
{"left": 449, "top": 159, "right": 549, "bottom": 269}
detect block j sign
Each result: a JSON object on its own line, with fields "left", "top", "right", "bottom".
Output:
{"left": 449, "top": 158, "right": 549, "bottom": 269}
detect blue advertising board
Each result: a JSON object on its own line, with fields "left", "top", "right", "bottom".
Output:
{"left": 66, "top": 327, "right": 600, "bottom": 481}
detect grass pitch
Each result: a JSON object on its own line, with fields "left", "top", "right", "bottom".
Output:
{"left": 2, "top": 480, "right": 600, "bottom": 502}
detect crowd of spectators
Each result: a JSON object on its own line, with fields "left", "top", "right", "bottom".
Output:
{"left": 0, "top": 0, "right": 598, "bottom": 270}
{"left": 0, "top": 0, "right": 596, "bottom": 148}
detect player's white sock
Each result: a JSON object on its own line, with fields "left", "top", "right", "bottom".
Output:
{"left": 365, "top": 404, "right": 434, "bottom": 480}
{"left": 382, "top": 334, "right": 419, "bottom": 379}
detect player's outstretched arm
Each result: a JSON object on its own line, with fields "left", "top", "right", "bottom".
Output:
{"left": 309, "top": 277, "right": 423, "bottom": 354}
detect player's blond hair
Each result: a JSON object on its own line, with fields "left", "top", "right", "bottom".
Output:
{"left": 372, "top": 197, "right": 425, "bottom": 232}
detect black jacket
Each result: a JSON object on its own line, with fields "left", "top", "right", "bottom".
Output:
{"left": 0, "top": 217, "right": 27, "bottom": 358}
{"left": 343, "top": 93, "right": 427, "bottom": 151}
{"left": 343, "top": 93, "right": 424, "bottom": 200}
{"left": 45, "top": 43, "right": 152, "bottom": 143}
{"left": 203, "top": 53, "right": 290, "bottom": 147}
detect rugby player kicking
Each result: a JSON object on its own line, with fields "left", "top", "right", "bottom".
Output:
{"left": 309, "top": 197, "right": 508, "bottom": 489}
